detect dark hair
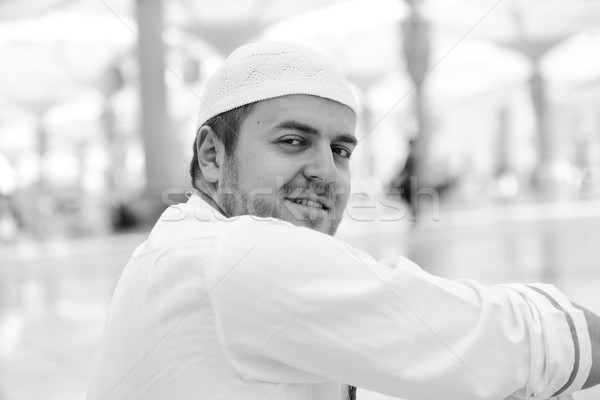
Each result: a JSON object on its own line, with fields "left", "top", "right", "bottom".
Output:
{"left": 189, "top": 103, "right": 256, "bottom": 190}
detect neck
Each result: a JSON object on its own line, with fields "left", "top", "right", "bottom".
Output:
{"left": 195, "top": 188, "right": 229, "bottom": 217}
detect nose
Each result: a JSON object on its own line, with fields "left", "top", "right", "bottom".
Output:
{"left": 302, "top": 145, "right": 338, "bottom": 183}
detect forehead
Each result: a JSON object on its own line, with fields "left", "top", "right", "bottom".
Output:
{"left": 241, "top": 94, "right": 357, "bottom": 137}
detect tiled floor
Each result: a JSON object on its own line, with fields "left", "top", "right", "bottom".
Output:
{"left": 1, "top": 207, "right": 600, "bottom": 399}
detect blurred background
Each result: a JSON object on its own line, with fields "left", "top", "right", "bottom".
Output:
{"left": 1, "top": 0, "right": 600, "bottom": 399}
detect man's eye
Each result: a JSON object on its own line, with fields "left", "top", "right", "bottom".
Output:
{"left": 280, "top": 137, "right": 304, "bottom": 146}
{"left": 332, "top": 146, "right": 352, "bottom": 159}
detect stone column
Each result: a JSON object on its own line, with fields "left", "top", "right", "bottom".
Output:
{"left": 135, "top": 0, "right": 173, "bottom": 218}
{"left": 401, "top": 0, "right": 432, "bottom": 218}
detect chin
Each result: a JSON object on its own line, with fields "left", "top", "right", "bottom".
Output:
{"left": 301, "top": 218, "right": 339, "bottom": 236}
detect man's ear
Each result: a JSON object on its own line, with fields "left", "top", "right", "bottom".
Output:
{"left": 196, "top": 125, "right": 224, "bottom": 184}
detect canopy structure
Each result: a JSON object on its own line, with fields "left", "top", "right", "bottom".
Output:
{"left": 1, "top": 0, "right": 599, "bottom": 230}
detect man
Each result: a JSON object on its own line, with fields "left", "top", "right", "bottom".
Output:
{"left": 88, "top": 42, "right": 600, "bottom": 400}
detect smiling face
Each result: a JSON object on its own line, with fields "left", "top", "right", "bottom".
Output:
{"left": 216, "top": 94, "right": 357, "bottom": 236}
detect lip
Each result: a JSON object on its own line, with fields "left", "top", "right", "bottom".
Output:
{"left": 285, "top": 197, "right": 330, "bottom": 211}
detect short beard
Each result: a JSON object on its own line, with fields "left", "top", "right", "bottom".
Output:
{"left": 219, "top": 156, "right": 281, "bottom": 219}
{"left": 217, "top": 157, "right": 342, "bottom": 236}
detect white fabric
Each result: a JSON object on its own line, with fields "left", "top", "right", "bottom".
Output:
{"left": 195, "top": 42, "right": 358, "bottom": 130}
{"left": 88, "top": 194, "right": 590, "bottom": 400}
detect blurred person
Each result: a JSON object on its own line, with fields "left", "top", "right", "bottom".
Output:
{"left": 0, "top": 196, "right": 19, "bottom": 246}
{"left": 0, "top": 156, "right": 19, "bottom": 245}
{"left": 393, "top": 139, "right": 417, "bottom": 221}
{"left": 88, "top": 42, "right": 600, "bottom": 400}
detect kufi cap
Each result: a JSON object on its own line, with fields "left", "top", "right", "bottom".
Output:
{"left": 196, "top": 42, "right": 358, "bottom": 130}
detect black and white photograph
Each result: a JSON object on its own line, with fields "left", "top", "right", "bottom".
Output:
{"left": 1, "top": 1, "right": 600, "bottom": 399}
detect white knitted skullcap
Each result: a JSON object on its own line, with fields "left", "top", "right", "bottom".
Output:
{"left": 196, "top": 42, "right": 357, "bottom": 130}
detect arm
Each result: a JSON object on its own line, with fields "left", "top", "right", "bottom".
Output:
{"left": 574, "top": 303, "right": 600, "bottom": 389}
{"left": 211, "top": 218, "right": 592, "bottom": 400}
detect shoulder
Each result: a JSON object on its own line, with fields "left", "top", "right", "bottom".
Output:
{"left": 219, "top": 215, "right": 342, "bottom": 253}
{"left": 210, "top": 215, "right": 378, "bottom": 285}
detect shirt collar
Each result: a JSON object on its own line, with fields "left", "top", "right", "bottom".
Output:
{"left": 193, "top": 189, "right": 228, "bottom": 217}
{"left": 185, "top": 189, "right": 230, "bottom": 222}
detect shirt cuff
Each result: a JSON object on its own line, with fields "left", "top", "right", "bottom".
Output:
{"left": 525, "top": 283, "right": 592, "bottom": 397}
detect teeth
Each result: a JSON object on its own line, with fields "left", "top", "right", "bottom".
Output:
{"left": 292, "top": 199, "right": 325, "bottom": 209}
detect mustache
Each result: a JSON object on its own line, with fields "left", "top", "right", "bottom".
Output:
{"left": 281, "top": 181, "right": 342, "bottom": 198}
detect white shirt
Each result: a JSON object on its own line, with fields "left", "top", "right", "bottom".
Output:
{"left": 88, "top": 194, "right": 591, "bottom": 400}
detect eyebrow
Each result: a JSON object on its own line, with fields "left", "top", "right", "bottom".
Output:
{"left": 275, "top": 120, "right": 358, "bottom": 146}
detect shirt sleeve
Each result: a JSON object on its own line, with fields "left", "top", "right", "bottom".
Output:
{"left": 208, "top": 218, "right": 591, "bottom": 400}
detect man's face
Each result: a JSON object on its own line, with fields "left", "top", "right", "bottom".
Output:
{"left": 217, "top": 94, "right": 357, "bottom": 236}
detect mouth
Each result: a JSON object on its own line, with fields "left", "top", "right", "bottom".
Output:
{"left": 286, "top": 197, "right": 330, "bottom": 212}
